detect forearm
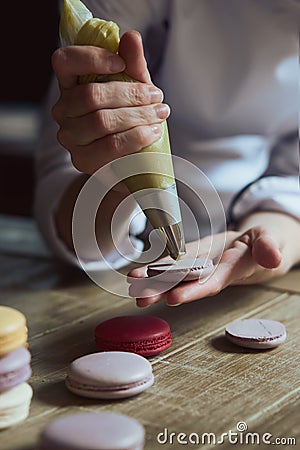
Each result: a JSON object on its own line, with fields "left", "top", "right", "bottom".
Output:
{"left": 55, "top": 174, "right": 132, "bottom": 257}
{"left": 236, "top": 211, "right": 300, "bottom": 267}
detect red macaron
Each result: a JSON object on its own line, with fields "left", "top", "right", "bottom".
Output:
{"left": 94, "top": 315, "right": 172, "bottom": 357}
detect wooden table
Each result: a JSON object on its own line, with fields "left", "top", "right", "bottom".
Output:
{"left": 0, "top": 215, "right": 299, "bottom": 449}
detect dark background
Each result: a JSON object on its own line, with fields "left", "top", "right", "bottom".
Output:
{"left": 0, "top": 1, "right": 60, "bottom": 216}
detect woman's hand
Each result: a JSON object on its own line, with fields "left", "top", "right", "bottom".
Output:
{"left": 128, "top": 212, "right": 300, "bottom": 307}
{"left": 51, "top": 31, "right": 169, "bottom": 174}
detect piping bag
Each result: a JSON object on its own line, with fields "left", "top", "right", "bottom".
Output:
{"left": 60, "top": 0, "right": 186, "bottom": 260}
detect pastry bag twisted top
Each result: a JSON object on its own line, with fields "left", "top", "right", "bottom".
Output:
{"left": 60, "top": 0, "right": 186, "bottom": 260}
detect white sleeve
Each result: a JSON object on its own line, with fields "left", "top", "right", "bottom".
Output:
{"left": 34, "top": 79, "right": 147, "bottom": 271}
{"left": 231, "top": 134, "right": 300, "bottom": 223}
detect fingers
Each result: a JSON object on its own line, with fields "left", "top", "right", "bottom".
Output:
{"left": 133, "top": 256, "right": 232, "bottom": 308}
{"left": 130, "top": 235, "right": 253, "bottom": 307}
{"left": 56, "top": 103, "right": 170, "bottom": 146}
{"left": 128, "top": 274, "right": 168, "bottom": 307}
{"left": 128, "top": 264, "right": 172, "bottom": 307}
{"left": 52, "top": 31, "right": 151, "bottom": 90}
{"left": 119, "top": 31, "right": 151, "bottom": 83}
{"left": 67, "top": 123, "right": 163, "bottom": 173}
{"left": 52, "top": 46, "right": 125, "bottom": 89}
{"left": 128, "top": 278, "right": 168, "bottom": 301}
{"left": 53, "top": 80, "right": 167, "bottom": 173}
{"left": 161, "top": 243, "right": 255, "bottom": 306}
{"left": 52, "top": 82, "right": 164, "bottom": 119}
{"left": 128, "top": 233, "right": 236, "bottom": 308}
{"left": 252, "top": 232, "right": 282, "bottom": 269}
{"left": 51, "top": 33, "right": 167, "bottom": 174}
{"left": 238, "top": 227, "right": 282, "bottom": 269}
{"left": 129, "top": 227, "right": 285, "bottom": 308}
{"left": 128, "top": 266, "right": 148, "bottom": 278}
{"left": 165, "top": 278, "right": 221, "bottom": 306}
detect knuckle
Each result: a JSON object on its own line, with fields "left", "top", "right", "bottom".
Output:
{"left": 70, "top": 153, "right": 81, "bottom": 171}
{"left": 108, "top": 133, "right": 123, "bottom": 154}
{"left": 56, "top": 127, "right": 65, "bottom": 147}
{"left": 91, "top": 82, "right": 104, "bottom": 106}
{"left": 137, "top": 125, "right": 161, "bottom": 148}
{"left": 104, "top": 124, "right": 159, "bottom": 158}
{"left": 57, "top": 127, "right": 71, "bottom": 149}
{"left": 214, "top": 285, "right": 222, "bottom": 295}
{"left": 97, "top": 109, "right": 117, "bottom": 133}
{"left": 85, "top": 83, "right": 104, "bottom": 109}
{"left": 70, "top": 152, "right": 92, "bottom": 174}
{"left": 136, "top": 127, "right": 150, "bottom": 148}
{"left": 51, "top": 48, "right": 68, "bottom": 74}
{"left": 209, "top": 278, "right": 222, "bottom": 295}
{"left": 71, "top": 153, "right": 84, "bottom": 172}
{"left": 130, "top": 84, "right": 148, "bottom": 105}
{"left": 51, "top": 101, "right": 62, "bottom": 123}
{"left": 86, "top": 48, "right": 103, "bottom": 73}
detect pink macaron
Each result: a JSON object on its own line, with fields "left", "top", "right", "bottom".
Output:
{"left": 95, "top": 315, "right": 172, "bottom": 356}
{"left": 66, "top": 351, "right": 154, "bottom": 399}
{"left": 0, "top": 346, "right": 31, "bottom": 391}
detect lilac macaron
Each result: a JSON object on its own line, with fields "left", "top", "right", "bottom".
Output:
{"left": 37, "top": 412, "right": 145, "bottom": 450}
{"left": 225, "top": 318, "right": 287, "bottom": 349}
{"left": 0, "top": 347, "right": 31, "bottom": 391}
{"left": 66, "top": 351, "right": 154, "bottom": 399}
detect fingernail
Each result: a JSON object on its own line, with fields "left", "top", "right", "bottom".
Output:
{"left": 149, "top": 86, "right": 163, "bottom": 103}
{"left": 130, "top": 30, "right": 142, "bottom": 40}
{"left": 151, "top": 124, "right": 162, "bottom": 135}
{"left": 109, "top": 56, "right": 126, "bottom": 72}
{"left": 155, "top": 104, "right": 170, "bottom": 119}
{"left": 167, "top": 302, "right": 181, "bottom": 307}
{"left": 136, "top": 301, "right": 151, "bottom": 308}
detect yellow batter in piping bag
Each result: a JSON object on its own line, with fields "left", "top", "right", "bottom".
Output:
{"left": 60, "top": 0, "right": 186, "bottom": 260}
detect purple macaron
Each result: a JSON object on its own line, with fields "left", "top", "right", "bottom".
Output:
{"left": 37, "top": 412, "right": 145, "bottom": 450}
{"left": 0, "top": 346, "right": 31, "bottom": 391}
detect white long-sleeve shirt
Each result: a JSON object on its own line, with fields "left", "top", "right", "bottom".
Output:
{"left": 34, "top": 0, "right": 300, "bottom": 269}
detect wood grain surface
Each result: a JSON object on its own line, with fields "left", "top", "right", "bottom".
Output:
{"left": 0, "top": 216, "right": 299, "bottom": 450}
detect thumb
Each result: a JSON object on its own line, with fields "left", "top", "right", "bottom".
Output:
{"left": 251, "top": 228, "right": 282, "bottom": 269}
{"left": 118, "top": 30, "right": 152, "bottom": 83}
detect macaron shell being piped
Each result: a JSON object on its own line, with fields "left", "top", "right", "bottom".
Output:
{"left": 147, "top": 257, "right": 214, "bottom": 283}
